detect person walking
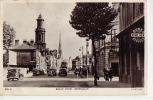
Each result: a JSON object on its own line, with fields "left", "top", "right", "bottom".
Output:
{"left": 108, "top": 67, "right": 114, "bottom": 81}
{"left": 74, "top": 68, "right": 79, "bottom": 78}
{"left": 103, "top": 67, "right": 109, "bottom": 81}
{"left": 27, "top": 69, "right": 29, "bottom": 74}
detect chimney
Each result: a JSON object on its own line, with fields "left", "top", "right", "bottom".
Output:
{"left": 23, "top": 39, "right": 27, "bottom": 44}
{"left": 15, "top": 39, "right": 19, "bottom": 46}
{"left": 30, "top": 39, "right": 34, "bottom": 47}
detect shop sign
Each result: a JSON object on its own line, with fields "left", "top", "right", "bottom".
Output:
{"left": 131, "top": 27, "right": 144, "bottom": 43}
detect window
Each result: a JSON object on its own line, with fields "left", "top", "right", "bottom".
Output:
{"left": 39, "top": 34, "right": 41, "bottom": 40}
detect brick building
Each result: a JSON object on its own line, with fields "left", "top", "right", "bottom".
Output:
{"left": 116, "top": 3, "right": 144, "bottom": 87}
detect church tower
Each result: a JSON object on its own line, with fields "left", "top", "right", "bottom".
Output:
{"left": 57, "top": 34, "right": 62, "bottom": 59}
{"left": 35, "top": 14, "right": 46, "bottom": 51}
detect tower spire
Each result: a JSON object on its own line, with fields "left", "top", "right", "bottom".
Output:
{"left": 58, "top": 34, "right": 62, "bottom": 59}
{"left": 35, "top": 14, "right": 46, "bottom": 53}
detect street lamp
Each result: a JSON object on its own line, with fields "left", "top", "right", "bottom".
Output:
{"left": 79, "top": 46, "right": 83, "bottom": 75}
{"left": 79, "top": 46, "right": 83, "bottom": 68}
{"left": 86, "top": 38, "right": 89, "bottom": 78}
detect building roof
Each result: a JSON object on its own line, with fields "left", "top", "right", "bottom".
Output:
{"left": 9, "top": 43, "right": 35, "bottom": 50}
{"left": 72, "top": 56, "right": 80, "bottom": 61}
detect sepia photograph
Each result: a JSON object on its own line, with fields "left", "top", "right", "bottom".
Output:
{"left": 1, "top": 0, "right": 147, "bottom": 95}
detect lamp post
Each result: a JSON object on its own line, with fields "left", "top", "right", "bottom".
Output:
{"left": 79, "top": 46, "right": 83, "bottom": 68}
{"left": 79, "top": 46, "right": 83, "bottom": 75}
{"left": 86, "top": 38, "right": 89, "bottom": 78}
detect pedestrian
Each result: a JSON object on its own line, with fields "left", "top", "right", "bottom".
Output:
{"left": 74, "top": 68, "right": 79, "bottom": 78}
{"left": 103, "top": 67, "right": 109, "bottom": 81}
{"left": 108, "top": 67, "right": 114, "bottom": 81}
{"left": 27, "top": 69, "right": 29, "bottom": 74}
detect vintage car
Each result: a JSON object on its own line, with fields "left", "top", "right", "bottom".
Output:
{"left": 33, "top": 69, "right": 45, "bottom": 76}
{"left": 7, "top": 68, "right": 24, "bottom": 81}
{"left": 39, "top": 69, "right": 45, "bottom": 75}
{"left": 59, "top": 68, "right": 67, "bottom": 76}
{"left": 48, "top": 69, "right": 57, "bottom": 76}
{"left": 33, "top": 69, "right": 40, "bottom": 76}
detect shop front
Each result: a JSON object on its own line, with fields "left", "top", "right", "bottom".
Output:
{"left": 117, "top": 17, "right": 144, "bottom": 87}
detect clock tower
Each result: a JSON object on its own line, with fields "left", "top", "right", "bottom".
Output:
{"left": 35, "top": 14, "right": 46, "bottom": 52}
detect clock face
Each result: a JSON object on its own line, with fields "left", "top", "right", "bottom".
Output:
{"left": 131, "top": 27, "right": 144, "bottom": 43}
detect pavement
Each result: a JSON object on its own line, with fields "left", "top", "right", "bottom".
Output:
{"left": 80, "top": 73, "right": 119, "bottom": 81}
{"left": 86, "top": 81, "right": 131, "bottom": 88}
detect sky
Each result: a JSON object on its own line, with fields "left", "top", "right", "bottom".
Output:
{"left": 3, "top": 2, "right": 92, "bottom": 60}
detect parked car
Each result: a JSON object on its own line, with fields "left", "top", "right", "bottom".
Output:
{"left": 33, "top": 69, "right": 40, "bottom": 76}
{"left": 7, "top": 68, "right": 24, "bottom": 81}
{"left": 39, "top": 69, "right": 45, "bottom": 75}
{"left": 48, "top": 69, "right": 57, "bottom": 76}
{"left": 33, "top": 69, "right": 45, "bottom": 76}
{"left": 59, "top": 68, "right": 67, "bottom": 76}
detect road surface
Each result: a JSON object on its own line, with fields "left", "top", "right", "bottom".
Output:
{"left": 3, "top": 71, "right": 131, "bottom": 88}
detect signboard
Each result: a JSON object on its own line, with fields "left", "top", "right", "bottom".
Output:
{"left": 8, "top": 50, "right": 17, "bottom": 65}
{"left": 131, "top": 27, "right": 144, "bottom": 43}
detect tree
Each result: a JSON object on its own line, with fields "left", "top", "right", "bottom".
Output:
{"left": 3, "top": 21, "right": 16, "bottom": 48}
{"left": 69, "top": 3, "right": 117, "bottom": 86}
{"left": 3, "top": 21, "right": 16, "bottom": 67}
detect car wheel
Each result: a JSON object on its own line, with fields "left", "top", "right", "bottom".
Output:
{"left": 7, "top": 79, "right": 10, "bottom": 81}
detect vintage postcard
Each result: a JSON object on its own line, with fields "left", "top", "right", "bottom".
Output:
{"left": 0, "top": 0, "right": 147, "bottom": 95}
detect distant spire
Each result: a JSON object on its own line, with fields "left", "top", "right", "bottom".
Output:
{"left": 58, "top": 34, "right": 62, "bottom": 59}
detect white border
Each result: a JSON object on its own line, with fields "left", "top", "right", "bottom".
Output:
{"left": 0, "top": 0, "right": 149, "bottom": 97}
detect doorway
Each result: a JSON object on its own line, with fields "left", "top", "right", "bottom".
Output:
{"left": 111, "top": 63, "right": 119, "bottom": 76}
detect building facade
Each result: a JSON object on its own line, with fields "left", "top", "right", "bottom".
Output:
{"left": 116, "top": 3, "right": 144, "bottom": 87}
{"left": 4, "top": 14, "right": 51, "bottom": 73}
{"left": 8, "top": 40, "right": 36, "bottom": 71}
{"left": 94, "top": 3, "right": 120, "bottom": 76}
